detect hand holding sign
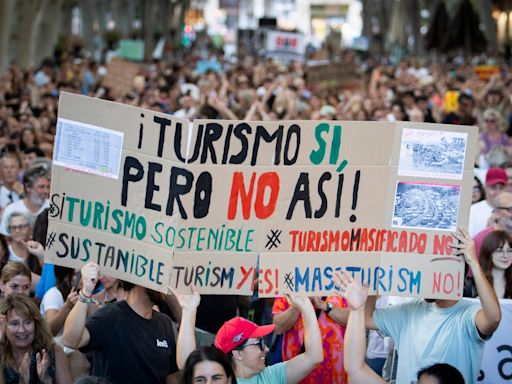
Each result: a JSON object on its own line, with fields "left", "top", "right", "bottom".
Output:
{"left": 169, "top": 284, "right": 201, "bottom": 312}
{"left": 81, "top": 262, "right": 100, "bottom": 297}
{"left": 450, "top": 227, "right": 477, "bottom": 266}
{"left": 332, "top": 270, "right": 368, "bottom": 311}
{"left": 285, "top": 292, "right": 314, "bottom": 312}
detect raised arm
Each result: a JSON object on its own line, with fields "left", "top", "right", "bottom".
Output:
{"left": 169, "top": 285, "right": 201, "bottom": 370}
{"left": 333, "top": 270, "right": 385, "bottom": 384}
{"left": 311, "top": 297, "right": 350, "bottom": 325}
{"left": 283, "top": 294, "right": 323, "bottom": 384}
{"left": 62, "top": 262, "right": 99, "bottom": 349}
{"left": 45, "top": 289, "right": 79, "bottom": 336}
{"left": 451, "top": 228, "right": 501, "bottom": 336}
{"left": 273, "top": 303, "right": 301, "bottom": 335}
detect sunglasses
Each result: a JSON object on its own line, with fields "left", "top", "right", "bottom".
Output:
{"left": 237, "top": 338, "right": 265, "bottom": 351}
{"left": 485, "top": 118, "right": 496, "bottom": 123}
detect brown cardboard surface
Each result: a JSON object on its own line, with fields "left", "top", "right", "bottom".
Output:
{"left": 102, "top": 58, "right": 142, "bottom": 95}
{"left": 169, "top": 252, "right": 258, "bottom": 295}
{"left": 47, "top": 93, "right": 478, "bottom": 297}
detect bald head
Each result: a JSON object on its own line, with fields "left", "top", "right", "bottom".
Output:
{"left": 494, "top": 192, "right": 512, "bottom": 233}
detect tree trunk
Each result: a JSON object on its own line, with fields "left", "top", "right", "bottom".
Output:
{"left": 111, "top": 0, "right": 133, "bottom": 38}
{"left": 408, "top": 0, "right": 421, "bottom": 55}
{"left": 143, "top": 1, "right": 160, "bottom": 61}
{"left": 34, "top": 0, "right": 64, "bottom": 65}
{"left": 0, "top": 0, "right": 16, "bottom": 73}
{"left": 11, "top": 0, "right": 44, "bottom": 70}
{"left": 80, "top": 0, "right": 96, "bottom": 51}
{"left": 475, "top": 0, "right": 498, "bottom": 53}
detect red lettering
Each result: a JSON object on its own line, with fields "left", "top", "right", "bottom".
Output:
{"left": 253, "top": 172, "right": 279, "bottom": 219}
{"left": 227, "top": 172, "right": 256, "bottom": 220}
{"left": 433, "top": 235, "right": 453, "bottom": 255}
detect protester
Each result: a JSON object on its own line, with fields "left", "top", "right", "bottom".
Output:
{"left": 332, "top": 269, "right": 464, "bottom": 384}
{"left": 0, "top": 261, "right": 31, "bottom": 298}
{"left": 360, "top": 228, "right": 501, "bottom": 383}
{"left": 0, "top": 233, "right": 9, "bottom": 273}
{"left": 0, "top": 165, "right": 50, "bottom": 236}
{"left": 272, "top": 295, "right": 349, "bottom": 383}
{"left": 40, "top": 266, "right": 79, "bottom": 336}
{"left": 0, "top": 294, "right": 72, "bottom": 384}
{"left": 472, "top": 176, "right": 486, "bottom": 204}
{"left": 469, "top": 167, "right": 508, "bottom": 236}
{"left": 62, "top": 262, "right": 179, "bottom": 384}
{"left": 473, "top": 191, "right": 512, "bottom": 255}
{"left": 181, "top": 346, "right": 236, "bottom": 384}
{"left": 479, "top": 108, "right": 509, "bottom": 157}
{"left": 0, "top": 153, "right": 22, "bottom": 213}
{"left": 5, "top": 211, "right": 43, "bottom": 276}
{"left": 96, "top": 274, "right": 126, "bottom": 305}
{"left": 465, "top": 230, "right": 512, "bottom": 299}
{"left": 173, "top": 286, "right": 324, "bottom": 383}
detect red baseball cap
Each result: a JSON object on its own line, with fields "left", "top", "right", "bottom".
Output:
{"left": 486, "top": 167, "right": 508, "bottom": 186}
{"left": 214, "top": 317, "right": 275, "bottom": 353}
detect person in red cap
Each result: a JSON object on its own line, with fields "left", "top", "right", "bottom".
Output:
{"left": 469, "top": 167, "right": 508, "bottom": 237}
{"left": 173, "top": 287, "right": 323, "bottom": 384}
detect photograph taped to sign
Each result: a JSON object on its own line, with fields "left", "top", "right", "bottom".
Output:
{"left": 398, "top": 128, "right": 467, "bottom": 180}
{"left": 392, "top": 181, "right": 461, "bottom": 231}
{"left": 53, "top": 118, "right": 124, "bottom": 179}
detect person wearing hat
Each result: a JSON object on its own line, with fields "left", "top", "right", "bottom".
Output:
{"left": 174, "top": 287, "right": 323, "bottom": 384}
{"left": 469, "top": 167, "right": 508, "bottom": 237}
{"left": 471, "top": 191, "right": 512, "bottom": 261}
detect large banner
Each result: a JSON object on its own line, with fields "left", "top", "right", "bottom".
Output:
{"left": 46, "top": 93, "right": 477, "bottom": 297}
{"left": 478, "top": 299, "right": 512, "bottom": 383}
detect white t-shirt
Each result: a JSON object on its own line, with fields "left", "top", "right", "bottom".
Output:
{"left": 468, "top": 200, "right": 493, "bottom": 237}
{"left": 40, "top": 286, "right": 64, "bottom": 316}
{"left": 0, "top": 185, "right": 20, "bottom": 209}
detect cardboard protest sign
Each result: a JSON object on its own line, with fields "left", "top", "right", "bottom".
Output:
{"left": 47, "top": 93, "right": 189, "bottom": 292}
{"left": 478, "top": 299, "right": 512, "bottom": 383}
{"left": 47, "top": 93, "right": 477, "bottom": 298}
{"left": 170, "top": 252, "right": 258, "bottom": 295}
{"left": 102, "top": 58, "right": 141, "bottom": 95}
{"left": 307, "top": 60, "right": 361, "bottom": 89}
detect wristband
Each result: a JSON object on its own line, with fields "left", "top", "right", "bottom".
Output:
{"left": 80, "top": 290, "right": 93, "bottom": 298}
{"left": 324, "top": 302, "right": 334, "bottom": 314}
{"left": 79, "top": 291, "right": 98, "bottom": 304}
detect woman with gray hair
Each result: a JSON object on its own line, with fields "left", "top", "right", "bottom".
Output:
{"left": 6, "top": 211, "right": 44, "bottom": 277}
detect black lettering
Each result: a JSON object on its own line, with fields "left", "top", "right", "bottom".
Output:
{"left": 229, "top": 123, "right": 250, "bottom": 164}
{"left": 194, "top": 172, "right": 212, "bottom": 218}
{"left": 251, "top": 125, "right": 283, "bottom": 166}
{"left": 121, "top": 156, "right": 144, "bottom": 207}
{"left": 284, "top": 124, "right": 300, "bottom": 165}
{"left": 201, "top": 122, "right": 223, "bottom": 163}
{"left": 167, "top": 167, "right": 193, "bottom": 219}
{"left": 286, "top": 172, "right": 312, "bottom": 219}
{"left": 314, "top": 172, "right": 332, "bottom": 218}
{"left": 145, "top": 162, "right": 163, "bottom": 211}
{"left": 153, "top": 116, "right": 171, "bottom": 157}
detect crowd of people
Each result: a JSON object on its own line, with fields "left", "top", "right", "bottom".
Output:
{"left": 0, "top": 39, "right": 511, "bottom": 384}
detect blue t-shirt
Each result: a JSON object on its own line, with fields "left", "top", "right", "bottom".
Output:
{"left": 373, "top": 298, "right": 488, "bottom": 384}
{"left": 236, "top": 362, "right": 287, "bottom": 384}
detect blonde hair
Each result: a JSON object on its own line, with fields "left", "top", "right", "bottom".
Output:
{"left": 0, "top": 261, "right": 31, "bottom": 284}
{"left": 0, "top": 295, "right": 54, "bottom": 368}
{"left": 483, "top": 108, "right": 506, "bottom": 133}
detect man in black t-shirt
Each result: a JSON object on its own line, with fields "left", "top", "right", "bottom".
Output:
{"left": 62, "top": 262, "right": 179, "bottom": 384}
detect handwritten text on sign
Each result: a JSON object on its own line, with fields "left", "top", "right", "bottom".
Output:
{"left": 46, "top": 94, "right": 477, "bottom": 296}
